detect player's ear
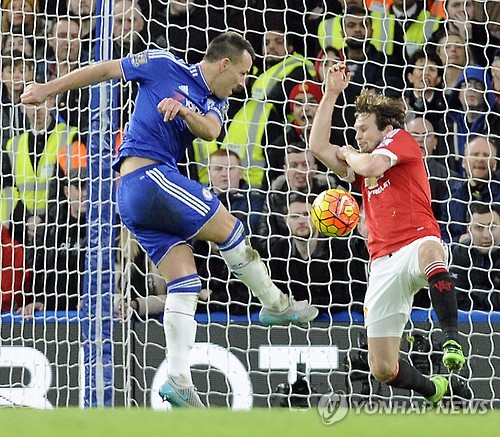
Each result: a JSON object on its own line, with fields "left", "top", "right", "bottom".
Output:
{"left": 219, "top": 58, "right": 231, "bottom": 72}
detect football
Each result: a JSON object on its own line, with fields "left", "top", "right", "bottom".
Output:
{"left": 311, "top": 189, "right": 360, "bottom": 237}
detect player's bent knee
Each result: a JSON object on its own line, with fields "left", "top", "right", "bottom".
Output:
{"left": 419, "top": 240, "right": 445, "bottom": 264}
{"left": 369, "top": 358, "right": 397, "bottom": 382}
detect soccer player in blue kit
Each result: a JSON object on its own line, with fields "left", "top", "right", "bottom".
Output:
{"left": 21, "top": 32, "right": 319, "bottom": 408}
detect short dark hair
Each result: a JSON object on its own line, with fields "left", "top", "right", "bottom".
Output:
{"left": 204, "top": 32, "right": 255, "bottom": 64}
{"left": 355, "top": 88, "right": 406, "bottom": 130}
{"left": 285, "top": 142, "right": 307, "bottom": 155}
{"left": 1, "top": 50, "right": 35, "bottom": 71}
{"left": 344, "top": 5, "right": 372, "bottom": 25}
{"left": 407, "top": 49, "right": 443, "bottom": 76}
{"left": 468, "top": 202, "right": 500, "bottom": 221}
{"left": 286, "top": 192, "right": 313, "bottom": 212}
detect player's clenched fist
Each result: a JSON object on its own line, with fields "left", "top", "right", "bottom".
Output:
{"left": 20, "top": 82, "right": 50, "bottom": 105}
{"left": 157, "top": 97, "right": 188, "bottom": 122}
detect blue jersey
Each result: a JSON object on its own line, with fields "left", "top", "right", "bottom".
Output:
{"left": 113, "top": 49, "right": 228, "bottom": 172}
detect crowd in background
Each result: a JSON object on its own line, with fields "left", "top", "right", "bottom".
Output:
{"left": 0, "top": 0, "right": 499, "bottom": 318}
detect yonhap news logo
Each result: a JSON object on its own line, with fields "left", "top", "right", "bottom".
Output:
{"left": 318, "top": 393, "right": 491, "bottom": 425}
{"left": 317, "top": 391, "right": 348, "bottom": 425}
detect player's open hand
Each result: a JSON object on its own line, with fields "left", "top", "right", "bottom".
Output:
{"left": 325, "top": 63, "right": 350, "bottom": 95}
{"left": 20, "top": 82, "right": 50, "bottom": 105}
{"left": 157, "top": 97, "right": 188, "bottom": 122}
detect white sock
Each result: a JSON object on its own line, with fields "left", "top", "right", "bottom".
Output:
{"left": 164, "top": 292, "right": 198, "bottom": 386}
{"left": 219, "top": 240, "right": 287, "bottom": 311}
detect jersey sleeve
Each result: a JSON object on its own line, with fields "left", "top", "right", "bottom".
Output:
{"left": 206, "top": 98, "right": 228, "bottom": 125}
{"left": 120, "top": 50, "right": 157, "bottom": 84}
{"left": 372, "top": 129, "right": 420, "bottom": 167}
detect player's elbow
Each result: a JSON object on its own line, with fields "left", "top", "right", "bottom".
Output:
{"left": 200, "top": 121, "right": 221, "bottom": 141}
{"left": 200, "top": 127, "right": 220, "bottom": 142}
{"left": 309, "top": 142, "right": 328, "bottom": 164}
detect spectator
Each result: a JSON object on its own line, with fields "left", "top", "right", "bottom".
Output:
{"left": 226, "top": 1, "right": 309, "bottom": 60}
{"left": 452, "top": 202, "right": 500, "bottom": 312}
{"left": 112, "top": 0, "right": 148, "bottom": 128}
{"left": 19, "top": 166, "right": 88, "bottom": 317}
{"left": 0, "top": 97, "right": 85, "bottom": 244}
{"left": 445, "top": 64, "right": 496, "bottom": 175}
{"left": 113, "top": 0, "right": 147, "bottom": 57}
{"left": 223, "top": 26, "right": 316, "bottom": 188}
{"left": 430, "top": 0, "right": 500, "bottom": 68}
{"left": 38, "top": 18, "right": 90, "bottom": 136}
{"left": 369, "top": 0, "right": 441, "bottom": 86}
{"left": 267, "top": 192, "right": 352, "bottom": 314}
{"left": 440, "top": 137, "right": 500, "bottom": 244}
{"left": 0, "top": 52, "right": 34, "bottom": 147}
{"left": 114, "top": 226, "right": 166, "bottom": 320}
{"left": 314, "top": 46, "right": 358, "bottom": 146}
{"left": 406, "top": 117, "right": 459, "bottom": 222}
{"left": 257, "top": 145, "right": 342, "bottom": 251}
{"left": 1, "top": 33, "right": 34, "bottom": 58}
{"left": 1, "top": 224, "right": 31, "bottom": 312}
{"left": 67, "top": 0, "right": 96, "bottom": 54}
{"left": 314, "top": 46, "right": 343, "bottom": 84}
{"left": 316, "top": 0, "right": 368, "bottom": 51}
{"left": 339, "top": 5, "right": 386, "bottom": 89}
{"left": 404, "top": 50, "right": 446, "bottom": 134}
{"left": 267, "top": 80, "right": 323, "bottom": 183}
{"left": 151, "top": 0, "right": 225, "bottom": 64}
{"left": 435, "top": 32, "right": 471, "bottom": 95}
{"left": 1, "top": 0, "right": 45, "bottom": 59}
{"left": 208, "top": 148, "right": 264, "bottom": 236}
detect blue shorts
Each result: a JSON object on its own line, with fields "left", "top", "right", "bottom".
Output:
{"left": 117, "top": 164, "right": 221, "bottom": 265}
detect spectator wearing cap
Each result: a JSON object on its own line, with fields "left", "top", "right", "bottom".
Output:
{"left": 267, "top": 80, "right": 323, "bottom": 184}
{"left": 444, "top": 64, "right": 497, "bottom": 175}
{"left": 19, "top": 166, "right": 88, "bottom": 317}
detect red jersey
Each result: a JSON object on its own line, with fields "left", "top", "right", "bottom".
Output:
{"left": 353, "top": 129, "right": 440, "bottom": 260}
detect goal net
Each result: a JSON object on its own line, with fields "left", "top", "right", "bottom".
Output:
{"left": 0, "top": 0, "right": 498, "bottom": 410}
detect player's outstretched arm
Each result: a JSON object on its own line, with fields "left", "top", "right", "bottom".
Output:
{"left": 309, "top": 63, "right": 351, "bottom": 177}
{"left": 21, "top": 60, "right": 123, "bottom": 105}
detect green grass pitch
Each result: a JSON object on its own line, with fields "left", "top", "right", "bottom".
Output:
{"left": 1, "top": 408, "right": 498, "bottom": 437}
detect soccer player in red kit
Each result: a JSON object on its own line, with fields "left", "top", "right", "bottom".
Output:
{"left": 309, "top": 63, "right": 466, "bottom": 403}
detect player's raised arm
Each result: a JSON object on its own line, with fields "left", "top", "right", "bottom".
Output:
{"left": 21, "top": 59, "right": 123, "bottom": 105}
{"left": 309, "top": 63, "right": 351, "bottom": 177}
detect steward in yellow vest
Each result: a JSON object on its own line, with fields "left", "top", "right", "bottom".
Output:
{"left": 221, "top": 30, "right": 316, "bottom": 188}
{"left": 0, "top": 115, "right": 80, "bottom": 243}
{"left": 371, "top": 1, "right": 440, "bottom": 67}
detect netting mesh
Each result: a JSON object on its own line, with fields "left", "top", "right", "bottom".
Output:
{"left": 0, "top": 0, "right": 499, "bottom": 409}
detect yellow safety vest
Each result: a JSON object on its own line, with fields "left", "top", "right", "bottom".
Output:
{"left": 317, "top": 15, "right": 345, "bottom": 51}
{"left": 191, "top": 138, "right": 219, "bottom": 185}
{"left": 371, "top": 9, "right": 440, "bottom": 57}
{"left": 220, "top": 53, "right": 316, "bottom": 187}
{"left": 0, "top": 123, "right": 77, "bottom": 223}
